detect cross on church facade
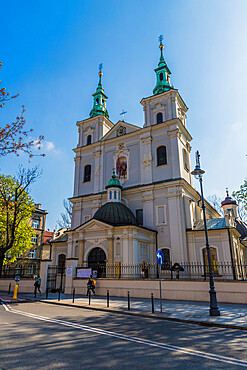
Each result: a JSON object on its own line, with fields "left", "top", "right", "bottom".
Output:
{"left": 120, "top": 109, "right": 127, "bottom": 121}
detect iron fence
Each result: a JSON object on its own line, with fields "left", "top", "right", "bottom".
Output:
{"left": 76, "top": 261, "right": 247, "bottom": 281}
{"left": 1, "top": 265, "right": 40, "bottom": 279}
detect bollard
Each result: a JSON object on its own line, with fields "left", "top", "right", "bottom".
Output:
{"left": 151, "top": 293, "right": 154, "bottom": 314}
{"left": 89, "top": 290, "right": 91, "bottom": 305}
{"left": 73, "top": 288, "right": 75, "bottom": 303}
{"left": 46, "top": 287, "right": 48, "bottom": 299}
{"left": 58, "top": 289, "right": 61, "bottom": 301}
{"left": 128, "top": 291, "right": 130, "bottom": 311}
{"left": 107, "top": 290, "right": 109, "bottom": 308}
{"left": 8, "top": 283, "right": 11, "bottom": 295}
{"left": 13, "top": 284, "right": 19, "bottom": 300}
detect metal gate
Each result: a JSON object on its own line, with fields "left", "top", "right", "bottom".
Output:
{"left": 47, "top": 265, "right": 66, "bottom": 292}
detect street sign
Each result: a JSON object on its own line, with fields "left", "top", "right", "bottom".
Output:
{"left": 14, "top": 275, "right": 21, "bottom": 283}
{"left": 156, "top": 249, "right": 164, "bottom": 265}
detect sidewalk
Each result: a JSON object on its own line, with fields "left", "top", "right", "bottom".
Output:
{"left": 1, "top": 291, "right": 247, "bottom": 330}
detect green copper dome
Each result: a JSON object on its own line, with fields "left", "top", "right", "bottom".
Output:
{"left": 105, "top": 172, "right": 122, "bottom": 189}
{"left": 93, "top": 202, "right": 137, "bottom": 226}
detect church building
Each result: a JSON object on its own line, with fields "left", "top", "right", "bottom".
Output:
{"left": 48, "top": 37, "right": 247, "bottom": 288}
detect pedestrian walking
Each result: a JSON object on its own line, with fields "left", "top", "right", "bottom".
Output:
{"left": 34, "top": 275, "right": 41, "bottom": 296}
{"left": 86, "top": 274, "right": 96, "bottom": 296}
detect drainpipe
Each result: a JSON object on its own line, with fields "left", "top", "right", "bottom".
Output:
{"left": 227, "top": 228, "right": 236, "bottom": 280}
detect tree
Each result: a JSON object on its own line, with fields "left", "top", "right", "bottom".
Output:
{"left": 57, "top": 199, "right": 72, "bottom": 229}
{"left": 0, "top": 166, "right": 41, "bottom": 276}
{"left": 206, "top": 194, "right": 223, "bottom": 216}
{"left": 232, "top": 181, "right": 247, "bottom": 222}
{"left": 0, "top": 62, "right": 44, "bottom": 158}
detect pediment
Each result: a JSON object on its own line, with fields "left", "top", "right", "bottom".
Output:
{"left": 75, "top": 219, "right": 113, "bottom": 232}
{"left": 101, "top": 121, "right": 140, "bottom": 141}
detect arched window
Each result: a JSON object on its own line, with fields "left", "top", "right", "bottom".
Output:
{"left": 96, "top": 98, "right": 99, "bottom": 105}
{"left": 84, "top": 165, "right": 91, "bottom": 182}
{"left": 58, "top": 254, "right": 66, "bottom": 270}
{"left": 87, "top": 135, "right": 92, "bottom": 145}
{"left": 102, "top": 99, "right": 105, "bottom": 106}
{"left": 160, "top": 72, "right": 163, "bottom": 81}
{"left": 114, "top": 191, "right": 117, "bottom": 199}
{"left": 161, "top": 248, "right": 170, "bottom": 270}
{"left": 156, "top": 112, "right": 163, "bottom": 124}
{"left": 203, "top": 247, "right": 218, "bottom": 274}
{"left": 109, "top": 191, "right": 112, "bottom": 199}
{"left": 157, "top": 146, "right": 167, "bottom": 166}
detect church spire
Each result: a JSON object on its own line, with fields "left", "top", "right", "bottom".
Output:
{"left": 90, "top": 63, "right": 109, "bottom": 119}
{"left": 153, "top": 35, "right": 172, "bottom": 95}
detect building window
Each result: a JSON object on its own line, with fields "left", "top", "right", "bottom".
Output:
{"left": 29, "top": 250, "right": 37, "bottom": 259}
{"left": 87, "top": 135, "right": 92, "bottom": 145}
{"left": 203, "top": 247, "right": 218, "bottom": 274}
{"left": 27, "top": 265, "right": 35, "bottom": 275}
{"left": 157, "top": 146, "right": 167, "bottom": 166}
{"left": 114, "top": 191, "right": 117, "bottom": 199}
{"left": 183, "top": 148, "right": 189, "bottom": 172}
{"left": 159, "top": 73, "right": 163, "bottom": 81}
{"left": 136, "top": 209, "right": 143, "bottom": 226}
{"left": 161, "top": 248, "right": 170, "bottom": 270}
{"left": 116, "top": 242, "right": 121, "bottom": 256}
{"left": 84, "top": 165, "right": 91, "bottom": 182}
{"left": 96, "top": 98, "right": 99, "bottom": 105}
{"left": 102, "top": 99, "right": 105, "bottom": 106}
{"left": 32, "top": 219, "right": 40, "bottom": 229}
{"left": 109, "top": 191, "right": 112, "bottom": 199}
{"left": 156, "top": 205, "right": 166, "bottom": 225}
{"left": 140, "top": 243, "right": 148, "bottom": 257}
{"left": 157, "top": 112, "right": 163, "bottom": 124}
{"left": 31, "top": 236, "right": 38, "bottom": 244}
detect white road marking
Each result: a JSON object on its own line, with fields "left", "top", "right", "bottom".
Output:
{"left": 1, "top": 302, "right": 247, "bottom": 367}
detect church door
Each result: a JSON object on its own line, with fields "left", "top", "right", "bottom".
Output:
{"left": 88, "top": 247, "right": 106, "bottom": 278}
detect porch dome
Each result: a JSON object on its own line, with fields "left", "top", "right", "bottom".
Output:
{"left": 93, "top": 202, "right": 137, "bottom": 226}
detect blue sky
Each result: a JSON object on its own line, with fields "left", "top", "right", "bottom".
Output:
{"left": 1, "top": 0, "right": 247, "bottom": 229}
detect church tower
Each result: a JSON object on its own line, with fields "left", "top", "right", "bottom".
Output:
{"left": 89, "top": 63, "right": 109, "bottom": 119}
{"left": 153, "top": 35, "right": 172, "bottom": 95}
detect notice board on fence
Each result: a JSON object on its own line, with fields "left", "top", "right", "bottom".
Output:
{"left": 77, "top": 268, "right": 92, "bottom": 278}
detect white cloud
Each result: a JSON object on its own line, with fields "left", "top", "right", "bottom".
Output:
{"left": 45, "top": 141, "right": 55, "bottom": 151}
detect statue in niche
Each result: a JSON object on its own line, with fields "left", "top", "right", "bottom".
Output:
{"left": 116, "top": 156, "right": 127, "bottom": 179}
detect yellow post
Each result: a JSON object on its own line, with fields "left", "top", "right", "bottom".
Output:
{"left": 13, "top": 284, "right": 19, "bottom": 299}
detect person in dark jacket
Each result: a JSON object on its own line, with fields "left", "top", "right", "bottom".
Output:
{"left": 34, "top": 275, "right": 41, "bottom": 296}
{"left": 86, "top": 275, "right": 96, "bottom": 296}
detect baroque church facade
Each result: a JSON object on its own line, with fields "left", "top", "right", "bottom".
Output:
{"left": 48, "top": 38, "right": 247, "bottom": 289}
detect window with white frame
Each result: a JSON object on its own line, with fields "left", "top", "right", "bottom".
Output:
{"left": 156, "top": 205, "right": 167, "bottom": 225}
{"left": 31, "top": 236, "right": 38, "bottom": 244}
{"left": 27, "top": 264, "right": 35, "bottom": 275}
{"left": 32, "top": 219, "right": 40, "bottom": 229}
{"left": 140, "top": 242, "right": 148, "bottom": 257}
{"left": 29, "top": 250, "right": 37, "bottom": 259}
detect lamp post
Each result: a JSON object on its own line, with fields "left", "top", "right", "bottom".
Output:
{"left": 191, "top": 151, "right": 220, "bottom": 316}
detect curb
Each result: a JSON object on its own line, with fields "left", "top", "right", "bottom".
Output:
{"left": 1, "top": 296, "right": 247, "bottom": 332}
{"left": 38, "top": 298, "right": 247, "bottom": 331}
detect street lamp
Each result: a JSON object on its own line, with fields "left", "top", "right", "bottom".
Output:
{"left": 191, "top": 151, "right": 220, "bottom": 316}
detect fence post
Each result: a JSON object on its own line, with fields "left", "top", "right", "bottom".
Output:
{"left": 107, "top": 289, "right": 109, "bottom": 307}
{"left": 46, "top": 287, "right": 48, "bottom": 299}
{"left": 8, "top": 283, "right": 11, "bottom": 295}
{"left": 58, "top": 289, "right": 61, "bottom": 301}
{"left": 151, "top": 293, "right": 154, "bottom": 314}
{"left": 73, "top": 288, "right": 75, "bottom": 303}
{"left": 128, "top": 291, "right": 130, "bottom": 310}
{"left": 89, "top": 290, "right": 91, "bottom": 305}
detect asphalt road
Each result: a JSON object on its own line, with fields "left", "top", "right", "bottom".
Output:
{"left": 0, "top": 301, "right": 247, "bottom": 369}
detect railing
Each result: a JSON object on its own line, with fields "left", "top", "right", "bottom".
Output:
{"left": 76, "top": 261, "right": 247, "bottom": 281}
{"left": 1, "top": 266, "right": 40, "bottom": 279}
